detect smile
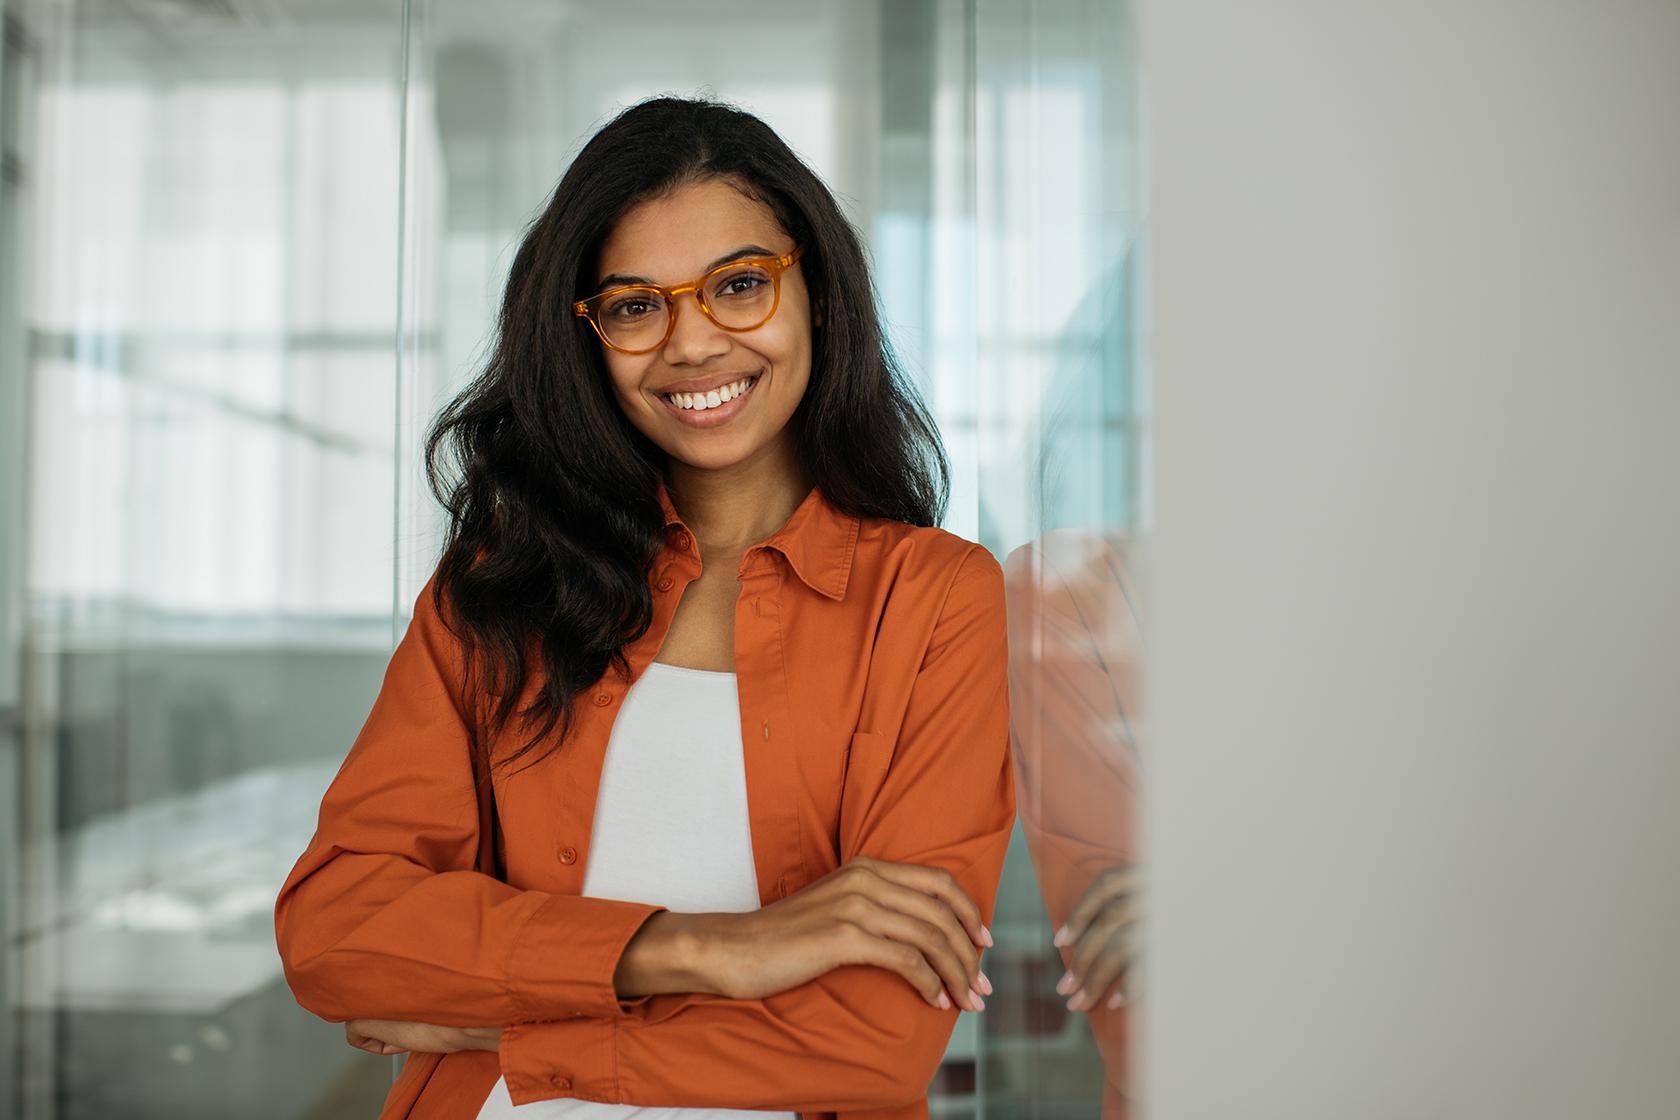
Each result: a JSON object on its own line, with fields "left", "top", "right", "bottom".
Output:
{"left": 659, "top": 374, "right": 759, "bottom": 411}
{"left": 656, "top": 373, "right": 760, "bottom": 428}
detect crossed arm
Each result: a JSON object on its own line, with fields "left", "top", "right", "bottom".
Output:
{"left": 275, "top": 547, "right": 1016, "bottom": 1111}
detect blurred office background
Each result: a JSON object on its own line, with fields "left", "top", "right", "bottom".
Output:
{"left": 8, "top": 0, "right": 1680, "bottom": 1119}
{"left": 1, "top": 0, "right": 1141, "bottom": 1116}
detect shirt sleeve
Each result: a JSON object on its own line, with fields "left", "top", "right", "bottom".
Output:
{"left": 272, "top": 568, "right": 667, "bottom": 1026}
{"left": 496, "top": 544, "right": 1017, "bottom": 1112}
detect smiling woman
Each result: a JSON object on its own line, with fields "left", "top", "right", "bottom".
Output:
{"left": 272, "top": 95, "right": 1015, "bottom": 1120}
{"left": 591, "top": 181, "right": 814, "bottom": 458}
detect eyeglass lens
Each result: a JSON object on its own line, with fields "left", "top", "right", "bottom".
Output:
{"left": 597, "top": 261, "right": 778, "bottom": 350}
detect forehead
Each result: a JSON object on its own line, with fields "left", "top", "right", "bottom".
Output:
{"left": 596, "top": 178, "right": 789, "bottom": 283}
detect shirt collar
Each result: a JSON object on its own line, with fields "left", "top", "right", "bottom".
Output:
{"left": 656, "top": 473, "right": 860, "bottom": 602}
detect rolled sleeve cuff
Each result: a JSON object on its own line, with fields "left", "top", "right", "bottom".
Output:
{"left": 504, "top": 894, "right": 667, "bottom": 1022}
{"left": 500, "top": 1016, "right": 616, "bottom": 1105}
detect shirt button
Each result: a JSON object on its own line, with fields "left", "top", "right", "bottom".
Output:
{"left": 593, "top": 691, "right": 611, "bottom": 706}
{"left": 558, "top": 845, "right": 578, "bottom": 864}
{"left": 674, "top": 529, "right": 692, "bottom": 551}
{"left": 550, "top": 1073, "right": 572, "bottom": 1090}
{"left": 656, "top": 573, "right": 674, "bottom": 591}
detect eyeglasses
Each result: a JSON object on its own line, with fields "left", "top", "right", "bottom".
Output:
{"left": 573, "top": 246, "right": 805, "bottom": 355}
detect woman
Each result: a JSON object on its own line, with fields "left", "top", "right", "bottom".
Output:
{"left": 273, "top": 96, "right": 1016, "bottom": 1120}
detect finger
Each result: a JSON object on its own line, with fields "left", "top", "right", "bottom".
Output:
{"left": 851, "top": 860, "right": 988, "bottom": 949}
{"left": 1059, "top": 865, "right": 1141, "bottom": 946}
{"left": 1056, "top": 893, "right": 1130, "bottom": 996}
{"left": 848, "top": 858, "right": 986, "bottom": 947}
{"left": 844, "top": 896, "right": 984, "bottom": 1011}
{"left": 1070, "top": 896, "right": 1138, "bottom": 984}
{"left": 398, "top": 1026, "right": 451, "bottom": 1053}
{"left": 1058, "top": 899, "right": 1136, "bottom": 1009}
{"left": 1124, "top": 945, "right": 1147, "bottom": 1004}
{"left": 1071, "top": 914, "right": 1137, "bottom": 1011}
{"left": 855, "top": 874, "right": 985, "bottom": 996}
{"left": 839, "top": 921, "right": 948, "bottom": 1008}
{"left": 1062, "top": 865, "right": 1139, "bottom": 943}
{"left": 353, "top": 1020, "right": 425, "bottom": 1053}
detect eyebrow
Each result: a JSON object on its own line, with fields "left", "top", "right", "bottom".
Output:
{"left": 597, "top": 244, "right": 778, "bottom": 290}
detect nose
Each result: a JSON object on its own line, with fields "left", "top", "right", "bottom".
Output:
{"left": 661, "top": 289, "right": 730, "bottom": 365}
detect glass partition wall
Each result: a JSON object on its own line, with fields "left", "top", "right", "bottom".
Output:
{"left": 3, "top": 0, "right": 1143, "bottom": 1116}
{"left": 8, "top": 0, "right": 411, "bottom": 1117}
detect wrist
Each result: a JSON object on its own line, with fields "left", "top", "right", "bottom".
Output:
{"left": 615, "top": 911, "right": 726, "bottom": 998}
{"left": 459, "top": 1026, "right": 501, "bottom": 1052}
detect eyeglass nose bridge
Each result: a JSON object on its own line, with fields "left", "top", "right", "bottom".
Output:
{"left": 615, "top": 280, "right": 733, "bottom": 356}
{"left": 660, "top": 281, "right": 720, "bottom": 346}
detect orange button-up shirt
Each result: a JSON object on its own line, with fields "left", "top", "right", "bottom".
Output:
{"left": 273, "top": 477, "right": 1016, "bottom": 1120}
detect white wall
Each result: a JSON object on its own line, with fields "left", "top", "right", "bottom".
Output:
{"left": 1141, "top": 3, "right": 1680, "bottom": 1117}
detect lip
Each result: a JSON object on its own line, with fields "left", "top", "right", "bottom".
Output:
{"left": 655, "top": 372, "right": 761, "bottom": 430}
{"left": 654, "top": 370, "right": 761, "bottom": 396}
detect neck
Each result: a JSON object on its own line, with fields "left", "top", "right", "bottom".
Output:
{"left": 663, "top": 441, "right": 814, "bottom": 560}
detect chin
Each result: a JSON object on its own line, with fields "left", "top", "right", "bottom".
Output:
{"left": 668, "top": 441, "right": 757, "bottom": 471}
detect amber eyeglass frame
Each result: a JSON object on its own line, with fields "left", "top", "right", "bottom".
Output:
{"left": 573, "top": 245, "right": 805, "bottom": 355}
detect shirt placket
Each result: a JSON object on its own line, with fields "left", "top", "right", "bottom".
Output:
{"left": 734, "top": 546, "right": 809, "bottom": 906}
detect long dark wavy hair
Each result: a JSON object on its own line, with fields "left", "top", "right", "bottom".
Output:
{"left": 423, "top": 95, "right": 950, "bottom": 782}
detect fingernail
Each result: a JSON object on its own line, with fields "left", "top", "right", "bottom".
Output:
{"left": 981, "top": 925, "right": 995, "bottom": 947}
{"left": 1053, "top": 924, "right": 1070, "bottom": 947}
{"left": 1107, "top": 989, "right": 1128, "bottom": 1009}
{"left": 1068, "top": 988, "right": 1091, "bottom": 1012}
{"left": 977, "top": 970, "right": 993, "bottom": 996}
{"left": 1056, "top": 969, "right": 1078, "bottom": 996}
{"left": 968, "top": 988, "right": 986, "bottom": 1011}
{"left": 937, "top": 990, "right": 951, "bottom": 1009}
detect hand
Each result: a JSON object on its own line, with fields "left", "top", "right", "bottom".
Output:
{"left": 344, "top": 1018, "right": 501, "bottom": 1056}
{"left": 1053, "top": 864, "right": 1144, "bottom": 1012}
{"left": 622, "top": 856, "right": 993, "bottom": 1012}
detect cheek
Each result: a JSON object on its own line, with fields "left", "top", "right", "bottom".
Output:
{"left": 763, "top": 306, "right": 813, "bottom": 369}
{"left": 603, "top": 356, "right": 647, "bottom": 404}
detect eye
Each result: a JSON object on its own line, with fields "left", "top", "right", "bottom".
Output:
{"left": 710, "top": 265, "right": 773, "bottom": 300}
{"left": 603, "top": 292, "right": 662, "bottom": 320}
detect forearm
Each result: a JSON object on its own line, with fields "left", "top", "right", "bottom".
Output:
{"left": 500, "top": 840, "right": 1012, "bottom": 1109}
{"left": 276, "top": 853, "right": 666, "bottom": 1025}
{"left": 499, "top": 964, "right": 957, "bottom": 1110}
{"left": 611, "top": 911, "right": 723, "bottom": 999}
{"left": 357, "top": 913, "right": 745, "bottom": 1061}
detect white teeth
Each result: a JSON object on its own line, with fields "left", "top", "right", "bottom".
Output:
{"left": 664, "top": 375, "right": 757, "bottom": 411}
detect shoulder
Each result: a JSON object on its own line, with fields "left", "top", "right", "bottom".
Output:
{"left": 855, "top": 516, "right": 1004, "bottom": 614}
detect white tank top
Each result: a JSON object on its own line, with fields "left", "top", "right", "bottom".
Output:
{"left": 474, "top": 660, "right": 796, "bottom": 1120}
